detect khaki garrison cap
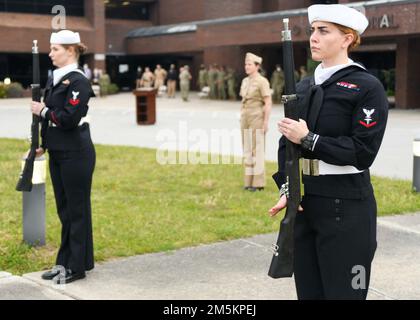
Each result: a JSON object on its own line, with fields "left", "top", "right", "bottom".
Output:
{"left": 245, "top": 52, "right": 263, "bottom": 64}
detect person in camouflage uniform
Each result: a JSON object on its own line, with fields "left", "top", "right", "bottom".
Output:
{"left": 208, "top": 64, "right": 218, "bottom": 99}
{"left": 299, "top": 65, "right": 308, "bottom": 80}
{"left": 217, "top": 66, "right": 227, "bottom": 100}
{"left": 198, "top": 64, "right": 208, "bottom": 91}
{"left": 179, "top": 65, "right": 192, "bottom": 102}
{"left": 226, "top": 67, "right": 237, "bottom": 101}
{"left": 270, "top": 64, "right": 285, "bottom": 104}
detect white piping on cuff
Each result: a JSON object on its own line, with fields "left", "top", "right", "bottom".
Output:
{"left": 311, "top": 134, "right": 320, "bottom": 151}
{"left": 40, "top": 107, "right": 49, "bottom": 118}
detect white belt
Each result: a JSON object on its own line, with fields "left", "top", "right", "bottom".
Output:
{"left": 49, "top": 115, "right": 90, "bottom": 127}
{"left": 302, "top": 158, "right": 364, "bottom": 176}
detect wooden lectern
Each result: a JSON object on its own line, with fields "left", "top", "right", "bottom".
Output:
{"left": 133, "top": 88, "right": 157, "bottom": 125}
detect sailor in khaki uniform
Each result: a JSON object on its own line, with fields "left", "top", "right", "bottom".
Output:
{"left": 240, "top": 53, "right": 272, "bottom": 191}
{"left": 154, "top": 64, "right": 167, "bottom": 90}
{"left": 141, "top": 67, "right": 155, "bottom": 88}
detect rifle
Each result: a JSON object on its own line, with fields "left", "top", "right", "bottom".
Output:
{"left": 16, "top": 40, "right": 41, "bottom": 192}
{"left": 268, "top": 18, "right": 301, "bottom": 278}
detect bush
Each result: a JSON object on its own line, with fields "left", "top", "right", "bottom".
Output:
{"left": 382, "top": 69, "right": 395, "bottom": 96}
{"left": 0, "top": 83, "right": 6, "bottom": 99}
{"left": 98, "top": 74, "right": 119, "bottom": 96}
{"left": 99, "top": 74, "right": 111, "bottom": 96}
{"left": 6, "top": 82, "right": 24, "bottom": 98}
{"left": 306, "top": 58, "right": 319, "bottom": 76}
{"left": 108, "top": 83, "right": 119, "bottom": 95}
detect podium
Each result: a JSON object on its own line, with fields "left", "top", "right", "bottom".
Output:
{"left": 133, "top": 88, "right": 157, "bottom": 125}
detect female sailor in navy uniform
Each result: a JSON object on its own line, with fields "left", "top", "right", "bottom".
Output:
{"left": 269, "top": 5, "right": 388, "bottom": 299}
{"left": 31, "top": 30, "right": 95, "bottom": 284}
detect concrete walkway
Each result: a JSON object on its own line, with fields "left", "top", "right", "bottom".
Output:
{"left": 0, "top": 212, "right": 419, "bottom": 300}
{"left": 0, "top": 272, "right": 71, "bottom": 300}
{"left": 1, "top": 93, "right": 419, "bottom": 300}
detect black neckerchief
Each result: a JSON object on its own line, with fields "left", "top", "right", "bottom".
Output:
{"left": 302, "top": 65, "right": 367, "bottom": 132}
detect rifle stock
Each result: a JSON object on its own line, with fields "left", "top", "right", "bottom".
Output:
{"left": 268, "top": 19, "right": 301, "bottom": 278}
{"left": 16, "top": 40, "right": 41, "bottom": 192}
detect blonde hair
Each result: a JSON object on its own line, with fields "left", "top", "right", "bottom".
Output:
{"left": 333, "top": 23, "right": 361, "bottom": 52}
{"left": 62, "top": 43, "right": 88, "bottom": 60}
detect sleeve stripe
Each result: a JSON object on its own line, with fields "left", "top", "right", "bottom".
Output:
{"left": 50, "top": 111, "right": 60, "bottom": 126}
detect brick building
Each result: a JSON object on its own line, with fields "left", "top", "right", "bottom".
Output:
{"left": 0, "top": 0, "right": 419, "bottom": 108}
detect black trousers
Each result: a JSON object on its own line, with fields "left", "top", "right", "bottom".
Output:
{"left": 49, "top": 143, "right": 96, "bottom": 273}
{"left": 294, "top": 193, "right": 377, "bottom": 300}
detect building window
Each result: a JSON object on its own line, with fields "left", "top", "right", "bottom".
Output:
{"left": 105, "top": 0, "right": 151, "bottom": 20}
{"left": 0, "top": 0, "right": 84, "bottom": 16}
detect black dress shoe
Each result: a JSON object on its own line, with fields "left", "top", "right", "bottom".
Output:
{"left": 41, "top": 268, "right": 62, "bottom": 280}
{"left": 255, "top": 187, "right": 264, "bottom": 191}
{"left": 53, "top": 269, "right": 86, "bottom": 284}
{"left": 247, "top": 187, "right": 257, "bottom": 192}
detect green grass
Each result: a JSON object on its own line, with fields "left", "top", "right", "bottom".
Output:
{"left": 1, "top": 138, "right": 420, "bottom": 275}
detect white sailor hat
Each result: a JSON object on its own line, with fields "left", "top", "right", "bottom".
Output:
{"left": 245, "top": 52, "right": 263, "bottom": 64}
{"left": 50, "top": 30, "right": 81, "bottom": 44}
{"left": 308, "top": 4, "right": 369, "bottom": 34}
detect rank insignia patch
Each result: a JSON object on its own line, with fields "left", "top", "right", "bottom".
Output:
{"left": 69, "top": 91, "right": 80, "bottom": 106}
{"left": 336, "top": 81, "right": 360, "bottom": 92}
{"left": 360, "top": 108, "right": 377, "bottom": 128}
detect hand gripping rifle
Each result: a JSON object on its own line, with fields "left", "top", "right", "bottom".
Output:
{"left": 268, "top": 19, "right": 301, "bottom": 278}
{"left": 16, "top": 40, "right": 41, "bottom": 192}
